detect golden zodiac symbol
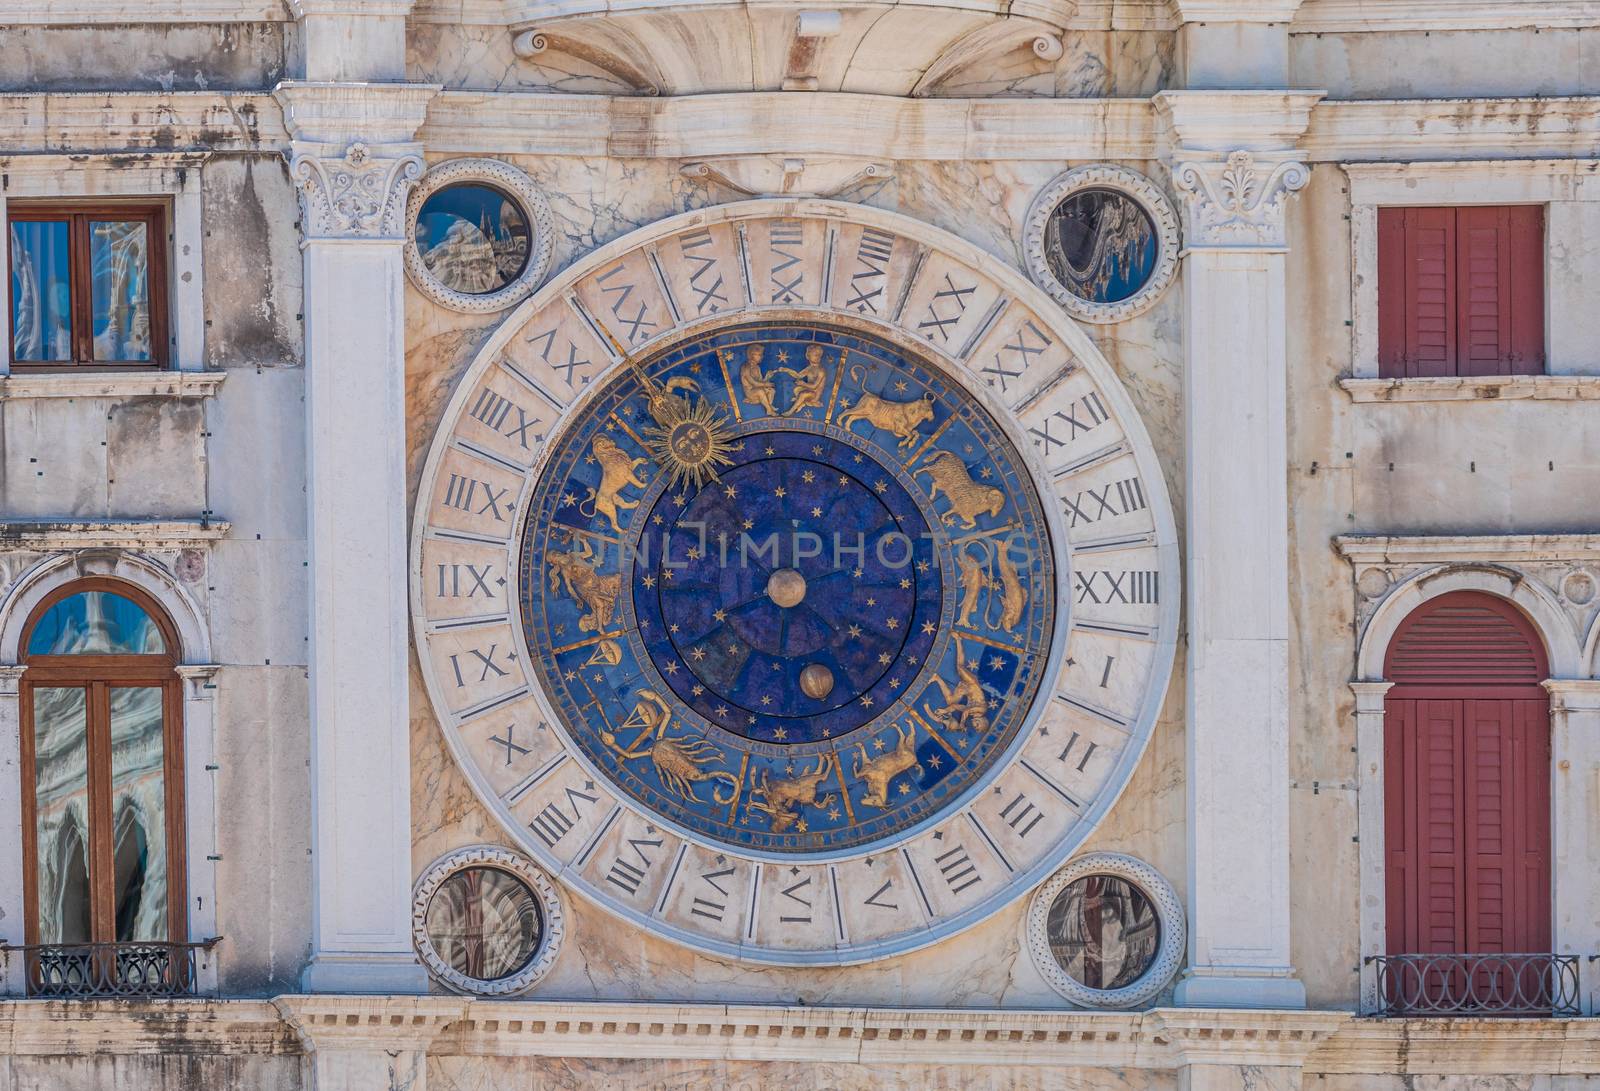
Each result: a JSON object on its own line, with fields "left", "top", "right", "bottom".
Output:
{"left": 547, "top": 533, "right": 621, "bottom": 634}
{"left": 783, "top": 344, "right": 828, "bottom": 417}
{"left": 955, "top": 544, "right": 987, "bottom": 629}
{"left": 836, "top": 364, "right": 935, "bottom": 449}
{"left": 952, "top": 535, "right": 1025, "bottom": 634}
{"left": 993, "top": 538, "right": 1024, "bottom": 632}
{"left": 851, "top": 722, "right": 923, "bottom": 810}
{"left": 745, "top": 755, "right": 836, "bottom": 833}
{"left": 583, "top": 637, "right": 623, "bottom": 668}
{"left": 917, "top": 449, "right": 1005, "bottom": 530}
{"left": 580, "top": 434, "right": 648, "bottom": 533}
{"left": 929, "top": 638, "right": 990, "bottom": 735}
{"left": 726, "top": 345, "right": 780, "bottom": 418}
{"left": 601, "top": 689, "right": 740, "bottom": 805}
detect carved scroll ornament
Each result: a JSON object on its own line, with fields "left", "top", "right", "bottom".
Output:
{"left": 288, "top": 141, "right": 425, "bottom": 240}
{"left": 1171, "top": 150, "right": 1310, "bottom": 250}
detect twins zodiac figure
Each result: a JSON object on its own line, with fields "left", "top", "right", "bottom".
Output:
{"left": 723, "top": 343, "right": 828, "bottom": 418}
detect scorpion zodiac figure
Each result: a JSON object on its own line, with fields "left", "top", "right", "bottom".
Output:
{"left": 601, "top": 689, "right": 740, "bottom": 806}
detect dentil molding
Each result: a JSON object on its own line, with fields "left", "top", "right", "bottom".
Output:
{"left": 1171, "top": 150, "right": 1310, "bottom": 249}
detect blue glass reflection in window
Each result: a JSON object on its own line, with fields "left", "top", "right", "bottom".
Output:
{"left": 89, "top": 220, "right": 152, "bottom": 363}
{"left": 10, "top": 219, "right": 73, "bottom": 362}
{"left": 416, "top": 183, "right": 531, "bottom": 295}
{"left": 1043, "top": 189, "right": 1159, "bottom": 305}
{"left": 27, "top": 592, "right": 167, "bottom": 656}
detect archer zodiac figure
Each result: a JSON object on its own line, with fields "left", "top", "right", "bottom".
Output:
{"left": 745, "top": 755, "right": 836, "bottom": 833}
{"left": 547, "top": 533, "right": 621, "bottom": 633}
{"left": 852, "top": 722, "right": 923, "bottom": 809}
{"left": 728, "top": 344, "right": 780, "bottom": 417}
{"left": 580, "top": 435, "right": 649, "bottom": 533}
{"left": 784, "top": 344, "right": 828, "bottom": 416}
{"left": 601, "top": 689, "right": 741, "bottom": 805}
{"left": 929, "top": 638, "right": 990, "bottom": 735}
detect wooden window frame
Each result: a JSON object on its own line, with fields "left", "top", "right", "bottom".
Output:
{"left": 17, "top": 578, "right": 187, "bottom": 950}
{"left": 6, "top": 200, "right": 172, "bottom": 371}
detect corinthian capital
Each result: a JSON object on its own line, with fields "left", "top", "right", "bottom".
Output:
{"left": 1171, "top": 151, "right": 1310, "bottom": 250}
{"left": 288, "top": 141, "right": 424, "bottom": 240}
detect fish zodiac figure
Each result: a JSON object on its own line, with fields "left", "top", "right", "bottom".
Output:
{"left": 917, "top": 450, "right": 1005, "bottom": 530}
{"left": 601, "top": 689, "right": 740, "bottom": 805}
{"left": 953, "top": 539, "right": 1025, "bottom": 633}
{"left": 580, "top": 435, "right": 648, "bottom": 533}
{"left": 852, "top": 723, "right": 923, "bottom": 809}
{"left": 929, "top": 638, "right": 990, "bottom": 735}
{"left": 836, "top": 365, "right": 935, "bottom": 449}
{"left": 745, "top": 755, "right": 836, "bottom": 833}
{"left": 547, "top": 534, "right": 621, "bottom": 633}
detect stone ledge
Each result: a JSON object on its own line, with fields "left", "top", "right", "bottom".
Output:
{"left": 0, "top": 370, "right": 228, "bottom": 401}
{"left": 1335, "top": 533, "right": 1600, "bottom": 566}
{"left": 1340, "top": 375, "right": 1600, "bottom": 403}
{"left": 0, "top": 519, "right": 232, "bottom": 549}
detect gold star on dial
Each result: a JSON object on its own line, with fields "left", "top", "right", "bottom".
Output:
{"left": 802, "top": 470, "right": 815, "bottom": 483}
{"left": 774, "top": 486, "right": 787, "bottom": 498}
{"left": 712, "top": 608, "right": 727, "bottom": 622}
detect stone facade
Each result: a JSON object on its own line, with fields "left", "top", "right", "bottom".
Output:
{"left": 0, "top": 1, "right": 1597, "bottom": 1088}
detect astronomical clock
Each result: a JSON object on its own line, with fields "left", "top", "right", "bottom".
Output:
{"left": 412, "top": 201, "right": 1177, "bottom": 964}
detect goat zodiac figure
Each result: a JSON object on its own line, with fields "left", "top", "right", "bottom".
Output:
{"left": 852, "top": 723, "right": 923, "bottom": 809}
{"left": 601, "top": 689, "right": 741, "bottom": 805}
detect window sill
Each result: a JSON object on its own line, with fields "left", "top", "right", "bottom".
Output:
{"left": 1340, "top": 375, "right": 1600, "bottom": 403}
{"left": 0, "top": 519, "right": 231, "bottom": 549}
{"left": 0, "top": 370, "right": 227, "bottom": 401}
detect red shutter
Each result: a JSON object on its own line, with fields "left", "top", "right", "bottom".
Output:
{"left": 1384, "top": 593, "right": 1550, "bottom": 958}
{"left": 1377, "top": 206, "right": 1544, "bottom": 378}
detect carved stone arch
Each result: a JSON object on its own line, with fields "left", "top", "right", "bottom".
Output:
{"left": 1355, "top": 564, "right": 1580, "bottom": 682}
{"left": 0, "top": 551, "right": 212, "bottom": 666}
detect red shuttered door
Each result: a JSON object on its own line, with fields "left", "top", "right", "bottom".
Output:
{"left": 1383, "top": 592, "right": 1550, "bottom": 958}
{"left": 1377, "top": 206, "right": 1545, "bottom": 378}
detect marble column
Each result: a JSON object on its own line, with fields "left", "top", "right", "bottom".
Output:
{"left": 1158, "top": 91, "right": 1321, "bottom": 1009}
{"left": 1547, "top": 678, "right": 1600, "bottom": 1015}
{"left": 0, "top": 665, "right": 27, "bottom": 996}
{"left": 1350, "top": 680, "right": 1393, "bottom": 1013}
{"left": 275, "top": 81, "right": 436, "bottom": 993}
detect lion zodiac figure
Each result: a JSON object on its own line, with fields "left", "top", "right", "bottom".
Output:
{"left": 836, "top": 365, "right": 935, "bottom": 449}
{"left": 746, "top": 755, "right": 836, "bottom": 833}
{"left": 579, "top": 435, "right": 648, "bottom": 533}
{"left": 601, "top": 689, "right": 740, "bottom": 805}
{"left": 851, "top": 723, "right": 922, "bottom": 810}
{"left": 929, "top": 639, "right": 990, "bottom": 735}
{"left": 547, "top": 534, "right": 621, "bottom": 633}
{"left": 917, "top": 449, "right": 1005, "bottom": 530}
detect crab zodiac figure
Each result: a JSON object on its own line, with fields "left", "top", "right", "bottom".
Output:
{"left": 601, "top": 689, "right": 740, "bottom": 805}
{"left": 580, "top": 435, "right": 649, "bottom": 533}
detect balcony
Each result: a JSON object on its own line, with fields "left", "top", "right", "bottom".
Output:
{"left": 1366, "top": 953, "right": 1581, "bottom": 1017}
{"left": 2, "top": 940, "right": 219, "bottom": 999}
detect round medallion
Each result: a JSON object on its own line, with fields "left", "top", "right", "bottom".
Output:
{"left": 411, "top": 846, "right": 566, "bottom": 996}
{"left": 413, "top": 201, "right": 1178, "bottom": 964}
{"left": 404, "top": 158, "right": 555, "bottom": 314}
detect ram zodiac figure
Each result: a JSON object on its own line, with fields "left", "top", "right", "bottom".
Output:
{"left": 745, "top": 755, "right": 836, "bottom": 833}
{"left": 917, "top": 449, "right": 1005, "bottom": 530}
{"left": 835, "top": 366, "right": 935, "bottom": 449}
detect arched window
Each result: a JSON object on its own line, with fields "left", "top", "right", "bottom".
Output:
{"left": 1382, "top": 590, "right": 1552, "bottom": 1011}
{"left": 18, "top": 579, "right": 186, "bottom": 990}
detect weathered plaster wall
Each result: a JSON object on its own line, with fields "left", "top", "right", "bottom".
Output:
{"left": 0, "top": 24, "right": 289, "bottom": 93}
{"left": 1291, "top": 28, "right": 1600, "bottom": 99}
{"left": 202, "top": 157, "right": 304, "bottom": 369}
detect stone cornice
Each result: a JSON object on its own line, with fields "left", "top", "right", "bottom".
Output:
{"left": 1293, "top": 0, "right": 1600, "bottom": 33}
{"left": 0, "top": 520, "right": 232, "bottom": 550}
{"left": 1155, "top": 89, "right": 1324, "bottom": 152}
{"left": 1336, "top": 534, "right": 1600, "bottom": 567}
{"left": 273, "top": 81, "right": 437, "bottom": 148}
{"left": 1171, "top": 0, "right": 1305, "bottom": 23}
{"left": 0, "top": 370, "right": 227, "bottom": 401}
{"left": 1341, "top": 375, "right": 1600, "bottom": 402}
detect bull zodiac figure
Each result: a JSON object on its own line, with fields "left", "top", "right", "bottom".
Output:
{"left": 745, "top": 755, "right": 836, "bottom": 833}
{"left": 852, "top": 723, "right": 923, "bottom": 810}
{"left": 547, "top": 533, "right": 621, "bottom": 633}
{"left": 836, "top": 364, "right": 935, "bottom": 449}
{"left": 929, "top": 638, "right": 990, "bottom": 735}
{"left": 917, "top": 449, "right": 1005, "bottom": 530}
{"left": 601, "top": 689, "right": 740, "bottom": 805}
{"left": 579, "top": 435, "right": 648, "bottom": 533}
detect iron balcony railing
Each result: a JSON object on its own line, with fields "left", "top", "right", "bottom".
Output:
{"left": 1366, "top": 953, "right": 1581, "bottom": 1017}
{"left": 1, "top": 939, "right": 220, "bottom": 999}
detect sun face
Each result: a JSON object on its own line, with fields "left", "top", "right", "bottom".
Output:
{"left": 637, "top": 372, "right": 736, "bottom": 490}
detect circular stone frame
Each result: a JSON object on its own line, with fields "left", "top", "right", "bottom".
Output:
{"left": 1022, "top": 165, "right": 1181, "bottom": 325}
{"left": 411, "top": 845, "right": 566, "bottom": 996}
{"left": 404, "top": 157, "right": 555, "bottom": 313}
{"left": 1024, "top": 851, "right": 1185, "bottom": 1010}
